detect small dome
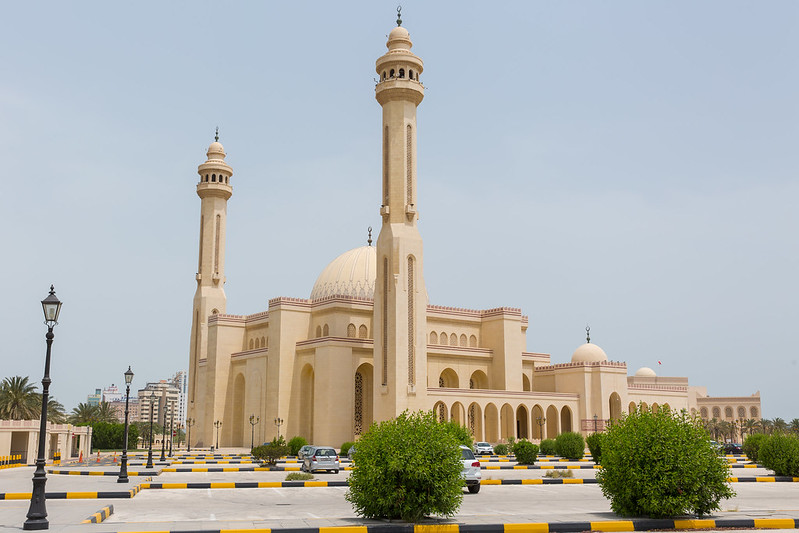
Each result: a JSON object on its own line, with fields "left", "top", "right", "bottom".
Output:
{"left": 310, "top": 246, "right": 376, "bottom": 300}
{"left": 571, "top": 343, "right": 608, "bottom": 363}
{"left": 635, "top": 367, "right": 657, "bottom": 377}
{"left": 387, "top": 26, "right": 412, "bottom": 51}
{"left": 207, "top": 141, "right": 226, "bottom": 160}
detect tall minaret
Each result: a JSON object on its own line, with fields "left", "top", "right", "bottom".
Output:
{"left": 187, "top": 131, "right": 233, "bottom": 434}
{"left": 373, "top": 12, "right": 429, "bottom": 421}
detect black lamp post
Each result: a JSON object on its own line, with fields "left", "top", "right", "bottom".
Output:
{"left": 160, "top": 401, "right": 167, "bottom": 461}
{"left": 24, "top": 285, "right": 62, "bottom": 530}
{"left": 145, "top": 396, "right": 155, "bottom": 469}
{"left": 593, "top": 414, "right": 598, "bottom": 433}
{"left": 274, "top": 417, "right": 284, "bottom": 440}
{"left": 117, "top": 367, "right": 134, "bottom": 483}
{"left": 214, "top": 420, "right": 222, "bottom": 450}
{"left": 249, "top": 415, "right": 260, "bottom": 449}
{"left": 186, "top": 418, "right": 195, "bottom": 453}
{"left": 536, "top": 416, "right": 546, "bottom": 440}
{"left": 168, "top": 404, "right": 174, "bottom": 457}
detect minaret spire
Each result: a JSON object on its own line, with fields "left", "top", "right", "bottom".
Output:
{"left": 586, "top": 325, "right": 591, "bottom": 343}
{"left": 396, "top": 5, "right": 402, "bottom": 26}
{"left": 214, "top": 127, "right": 219, "bottom": 142}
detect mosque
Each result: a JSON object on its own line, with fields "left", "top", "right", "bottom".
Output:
{"left": 185, "top": 16, "right": 761, "bottom": 449}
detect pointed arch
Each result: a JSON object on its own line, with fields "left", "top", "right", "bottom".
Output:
{"left": 516, "top": 405, "right": 529, "bottom": 440}
{"left": 440, "top": 332, "right": 448, "bottom": 346}
{"left": 609, "top": 392, "right": 622, "bottom": 421}
{"left": 628, "top": 401, "right": 636, "bottom": 414}
{"left": 315, "top": 325, "right": 322, "bottom": 338}
{"left": 560, "top": 406, "right": 573, "bottom": 433}
{"left": 450, "top": 402, "right": 465, "bottom": 426}
{"left": 359, "top": 325, "right": 368, "bottom": 339}
{"left": 323, "top": 324, "right": 329, "bottom": 337}
{"left": 459, "top": 334, "right": 467, "bottom": 347}
{"left": 231, "top": 373, "right": 246, "bottom": 447}
{"left": 532, "top": 404, "right": 545, "bottom": 440}
{"left": 439, "top": 368, "right": 459, "bottom": 388}
{"left": 468, "top": 402, "right": 483, "bottom": 440}
{"left": 354, "top": 363, "right": 374, "bottom": 436}
{"left": 347, "top": 324, "right": 356, "bottom": 338}
{"left": 469, "top": 335, "right": 477, "bottom": 347}
{"left": 546, "top": 405, "right": 559, "bottom": 437}
{"left": 522, "top": 374, "right": 531, "bottom": 391}
{"left": 500, "top": 403, "right": 514, "bottom": 441}
{"left": 484, "top": 403, "right": 499, "bottom": 442}
{"left": 450, "top": 333, "right": 457, "bottom": 346}
{"left": 300, "top": 364, "right": 315, "bottom": 442}
{"left": 434, "top": 401, "right": 448, "bottom": 423}
{"left": 430, "top": 331, "right": 438, "bottom": 344}
{"left": 469, "top": 370, "right": 488, "bottom": 390}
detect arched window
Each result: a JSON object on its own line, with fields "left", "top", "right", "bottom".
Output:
{"left": 459, "top": 334, "right": 467, "bottom": 347}
{"left": 254, "top": 337, "right": 260, "bottom": 349}
{"left": 700, "top": 407, "right": 708, "bottom": 418}
{"left": 430, "top": 332, "right": 438, "bottom": 344}
{"left": 212, "top": 174, "right": 216, "bottom": 182}
{"left": 439, "top": 377, "right": 444, "bottom": 387}
{"left": 249, "top": 339, "right": 254, "bottom": 349}
{"left": 382, "top": 71, "right": 386, "bottom": 80}
{"left": 409, "top": 69, "right": 414, "bottom": 79}
{"left": 399, "top": 68, "right": 405, "bottom": 78}
{"left": 750, "top": 406, "right": 758, "bottom": 418}
{"left": 440, "top": 332, "right": 448, "bottom": 346}
{"left": 737, "top": 406, "right": 746, "bottom": 418}
{"left": 205, "top": 174, "right": 209, "bottom": 182}
{"left": 315, "top": 325, "right": 322, "bottom": 338}
{"left": 359, "top": 324, "right": 368, "bottom": 339}
{"left": 712, "top": 407, "right": 721, "bottom": 418}
{"left": 469, "top": 335, "right": 477, "bottom": 347}
{"left": 323, "top": 324, "right": 329, "bottom": 337}
{"left": 347, "top": 324, "right": 356, "bottom": 338}
{"left": 724, "top": 407, "right": 733, "bottom": 419}
{"left": 450, "top": 333, "right": 457, "bottom": 346}
{"left": 390, "top": 69, "right": 395, "bottom": 77}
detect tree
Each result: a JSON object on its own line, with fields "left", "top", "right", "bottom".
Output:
{"left": 596, "top": 407, "right": 734, "bottom": 518}
{"left": 346, "top": 410, "right": 463, "bottom": 521}
{"left": 95, "top": 401, "right": 119, "bottom": 423}
{"left": 761, "top": 419, "right": 774, "bottom": 435}
{"left": 0, "top": 376, "right": 40, "bottom": 419}
{"left": 773, "top": 418, "right": 788, "bottom": 434}
{"left": 743, "top": 418, "right": 760, "bottom": 439}
{"left": 46, "top": 398, "right": 67, "bottom": 424}
{"left": 70, "top": 403, "right": 99, "bottom": 425}
{"left": 790, "top": 419, "right": 799, "bottom": 436}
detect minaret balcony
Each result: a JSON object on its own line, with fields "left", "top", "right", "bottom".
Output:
{"left": 375, "top": 80, "right": 424, "bottom": 106}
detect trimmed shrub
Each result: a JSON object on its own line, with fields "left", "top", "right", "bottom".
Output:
{"left": 340, "top": 441, "right": 355, "bottom": 456}
{"left": 345, "top": 410, "right": 463, "bottom": 521}
{"left": 759, "top": 433, "right": 799, "bottom": 477}
{"left": 514, "top": 440, "right": 539, "bottom": 465}
{"left": 743, "top": 433, "right": 768, "bottom": 464}
{"left": 545, "top": 469, "right": 573, "bottom": 478}
{"left": 596, "top": 407, "right": 734, "bottom": 518}
{"left": 252, "top": 436, "right": 289, "bottom": 465}
{"left": 286, "top": 472, "right": 313, "bottom": 481}
{"left": 91, "top": 422, "right": 140, "bottom": 450}
{"left": 494, "top": 443, "right": 508, "bottom": 456}
{"left": 555, "top": 432, "right": 585, "bottom": 460}
{"left": 586, "top": 432, "right": 605, "bottom": 465}
{"left": 442, "top": 420, "right": 473, "bottom": 448}
{"left": 540, "top": 439, "right": 557, "bottom": 455}
{"left": 288, "top": 436, "right": 307, "bottom": 456}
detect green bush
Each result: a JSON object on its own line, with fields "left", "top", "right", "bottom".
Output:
{"left": 441, "top": 420, "right": 473, "bottom": 448}
{"left": 252, "top": 436, "right": 289, "bottom": 465}
{"left": 759, "top": 433, "right": 799, "bottom": 477}
{"left": 91, "top": 422, "right": 140, "bottom": 450}
{"left": 345, "top": 410, "right": 463, "bottom": 521}
{"left": 545, "top": 469, "right": 573, "bottom": 478}
{"left": 340, "top": 441, "right": 355, "bottom": 456}
{"left": 540, "top": 439, "right": 557, "bottom": 455}
{"left": 494, "top": 443, "right": 508, "bottom": 456}
{"left": 586, "top": 432, "right": 605, "bottom": 465}
{"left": 285, "top": 472, "right": 313, "bottom": 481}
{"left": 743, "top": 433, "right": 768, "bottom": 463}
{"left": 514, "top": 440, "right": 539, "bottom": 465}
{"left": 555, "top": 432, "right": 585, "bottom": 460}
{"left": 287, "top": 436, "right": 307, "bottom": 456}
{"left": 596, "top": 407, "right": 734, "bottom": 518}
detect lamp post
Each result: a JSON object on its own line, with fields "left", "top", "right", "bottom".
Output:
{"left": 593, "top": 414, "right": 598, "bottom": 433}
{"left": 186, "top": 418, "right": 195, "bottom": 453}
{"left": 536, "top": 416, "right": 546, "bottom": 440}
{"left": 160, "top": 401, "right": 167, "bottom": 461}
{"left": 249, "top": 415, "right": 260, "bottom": 450}
{"left": 214, "top": 420, "right": 222, "bottom": 450}
{"left": 24, "top": 285, "right": 63, "bottom": 530}
{"left": 117, "top": 367, "right": 134, "bottom": 483}
{"left": 274, "top": 417, "right": 284, "bottom": 440}
{"left": 145, "top": 396, "right": 155, "bottom": 469}
{"left": 168, "top": 404, "right": 174, "bottom": 458}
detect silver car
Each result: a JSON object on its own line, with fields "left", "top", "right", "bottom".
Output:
{"left": 301, "top": 446, "right": 340, "bottom": 473}
{"left": 297, "top": 445, "right": 315, "bottom": 460}
{"left": 460, "top": 445, "right": 481, "bottom": 493}
{"left": 473, "top": 442, "right": 494, "bottom": 455}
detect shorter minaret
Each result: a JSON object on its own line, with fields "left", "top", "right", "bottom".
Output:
{"left": 187, "top": 130, "right": 233, "bottom": 444}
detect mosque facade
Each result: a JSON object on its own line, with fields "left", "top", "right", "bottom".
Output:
{"left": 185, "top": 19, "right": 760, "bottom": 449}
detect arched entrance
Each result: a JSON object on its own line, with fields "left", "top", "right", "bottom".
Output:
{"left": 532, "top": 404, "right": 545, "bottom": 440}
{"left": 546, "top": 405, "right": 559, "bottom": 437}
{"left": 300, "top": 364, "right": 314, "bottom": 442}
{"left": 609, "top": 392, "right": 622, "bottom": 422}
{"left": 231, "top": 373, "right": 245, "bottom": 447}
{"left": 560, "top": 406, "right": 573, "bottom": 433}
{"left": 500, "top": 404, "right": 514, "bottom": 440}
{"left": 484, "top": 403, "right": 499, "bottom": 442}
{"left": 451, "top": 402, "right": 465, "bottom": 426}
{"left": 354, "top": 363, "right": 374, "bottom": 437}
{"left": 516, "top": 405, "right": 529, "bottom": 439}
{"left": 468, "top": 402, "right": 483, "bottom": 440}
{"left": 439, "top": 368, "right": 459, "bottom": 388}
{"left": 434, "top": 401, "right": 448, "bottom": 423}
{"left": 469, "top": 370, "right": 488, "bottom": 390}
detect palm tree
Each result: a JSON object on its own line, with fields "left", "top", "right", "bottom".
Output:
{"left": 760, "top": 418, "right": 774, "bottom": 435}
{"left": 46, "top": 398, "right": 67, "bottom": 424}
{"left": 743, "top": 418, "right": 759, "bottom": 440}
{"left": 95, "top": 401, "right": 119, "bottom": 423}
{"left": 69, "top": 402, "right": 98, "bottom": 425}
{"left": 0, "top": 376, "right": 40, "bottom": 420}
{"left": 773, "top": 418, "right": 788, "bottom": 434}
{"left": 790, "top": 419, "right": 799, "bottom": 435}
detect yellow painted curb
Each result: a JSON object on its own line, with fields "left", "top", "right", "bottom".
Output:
{"left": 504, "top": 523, "right": 549, "bottom": 532}
{"left": 674, "top": 519, "right": 715, "bottom": 529}
{"left": 754, "top": 518, "right": 796, "bottom": 529}
{"left": 590, "top": 520, "right": 635, "bottom": 531}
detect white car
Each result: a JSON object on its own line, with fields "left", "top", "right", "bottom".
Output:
{"left": 301, "top": 446, "right": 340, "bottom": 473}
{"left": 473, "top": 442, "right": 494, "bottom": 455}
{"left": 460, "top": 445, "right": 481, "bottom": 493}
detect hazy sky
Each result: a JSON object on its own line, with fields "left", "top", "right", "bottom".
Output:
{"left": 1, "top": 2, "right": 796, "bottom": 420}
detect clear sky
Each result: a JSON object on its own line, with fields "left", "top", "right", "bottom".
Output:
{"left": 1, "top": 2, "right": 796, "bottom": 420}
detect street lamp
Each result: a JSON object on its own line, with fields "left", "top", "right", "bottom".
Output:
{"left": 274, "top": 417, "right": 284, "bottom": 440}
{"left": 249, "top": 415, "right": 260, "bottom": 449}
{"left": 168, "top": 404, "right": 174, "bottom": 458}
{"left": 214, "top": 420, "right": 222, "bottom": 450}
{"left": 593, "top": 414, "right": 598, "bottom": 433}
{"left": 145, "top": 396, "right": 155, "bottom": 469}
{"left": 536, "top": 416, "right": 546, "bottom": 440}
{"left": 186, "top": 418, "right": 195, "bottom": 453}
{"left": 24, "top": 285, "right": 63, "bottom": 530}
{"left": 160, "top": 400, "right": 167, "bottom": 461}
{"left": 117, "top": 367, "right": 134, "bottom": 483}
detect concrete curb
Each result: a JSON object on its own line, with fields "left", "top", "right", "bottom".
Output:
{"left": 47, "top": 469, "right": 159, "bottom": 476}
{"left": 107, "top": 517, "right": 799, "bottom": 532}
{"left": 81, "top": 504, "right": 114, "bottom": 524}
{"left": 0, "top": 482, "right": 146, "bottom": 500}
